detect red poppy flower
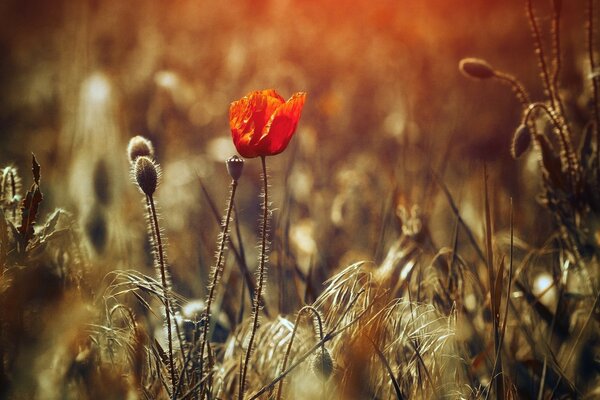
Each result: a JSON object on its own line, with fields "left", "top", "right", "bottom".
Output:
{"left": 229, "top": 89, "right": 307, "bottom": 158}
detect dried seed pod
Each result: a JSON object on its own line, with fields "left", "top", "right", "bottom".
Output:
{"left": 127, "top": 135, "right": 155, "bottom": 164}
{"left": 459, "top": 58, "right": 496, "bottom": 79}
{"left": 226, "top": 155, "right": 244, "bottom": 181}
{"left": 511, "top": 124, "right": 532, "bottom": 159}
{"left": 135, "top": 156, "right": 159, "bottom": 196}
{"left": 311, "top": 348, "right": 334, "bottom": 380}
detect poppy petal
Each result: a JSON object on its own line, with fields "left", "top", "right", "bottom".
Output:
{"left": 229, "top": 96, "right": 258, "bottom": 157}
{"left": 258, "top": 92, "right": 306, "bottom": 156}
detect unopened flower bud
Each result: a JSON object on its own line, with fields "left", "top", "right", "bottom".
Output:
{"left": 311, "top": 348, "right": 334, "bottom": 380}
{"left": 459, "top": 58, "right": 496, "bottom": 79}
{"left": 128, "top": 135, "right": 155, "bottom": 164}
{"left": 135, "top": 156, "right": 159, "bottom": 196}
{"left": 511, "top": 124, "right": 532, "bottom": 159}
{"left": 226, "top": 155, "right": 244, "bottom": 181}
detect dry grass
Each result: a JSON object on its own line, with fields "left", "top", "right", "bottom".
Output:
{"left": 1, "top": 0, "right": 600, "bottom": 399}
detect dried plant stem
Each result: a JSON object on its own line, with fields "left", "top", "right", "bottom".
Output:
{"left": 199, "top": 179, "right": 238, "bottom": 389}
{"left": 526, "top": 0, "right": 575, "bottom": 152}
{"left": 239, "top": 156, "right": 269, "bottom": 400}
{"left": 550, "top": 0, "right": 569, "bottom": 129}
{"left": 526, "top": 0, "right": 556, "bottom": 109}
{"left": 147, "top": 194, "right": 176, "bottom": 392}
{"left": 275, "top": 305, "right": 325, "bottom": 400}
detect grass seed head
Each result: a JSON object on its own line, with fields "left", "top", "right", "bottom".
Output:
{"left": 226, "top": 155, "right": 244, "bottom": 181}
{"left": 511, "top": 124, "right": 532, "bottom": 159}
{"left": 127, "top": 135, "right": 155, "bottom": 164}
{"left": 459, "top": 58, "right": 496, "bottom": 79}
{"left": 311, "top": 347, "right": 334, "bottom": 380}
{"left": 134, "top": 156, "right": 159, "bottom": 196}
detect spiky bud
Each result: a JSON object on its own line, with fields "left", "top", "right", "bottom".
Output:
{"left": 135, "top": 156, "right": 159, "bottom": 196}
{"left": 127, "top": 135, "right": 155, "bottom": 164}
{"left": 226, "top": 155, "right": 244, "bottom": 181}
{"left": 459, "top": 58, "right": 496, "bottom": 79}
{"left": 511, "top": 124, "right": 532, "bottom": 159}
{"left": 311, "top": 348, "right": 334, "bottom": 380}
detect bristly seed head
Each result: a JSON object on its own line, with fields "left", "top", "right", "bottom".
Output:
{"left": 459, "top": 58, "right": 496, "bottom": 79}
{"left": 226, "top": 155, "right": 244, "bottom": 181}
{"left": 311, "top": 348, "right": 334, "bottom": 380}
{"left": 511, "top": 124, "right": 532, "bottom": 159}
{"left": 128, "top": 135, "right": 155, "bottom": 164}
{"left": 135, "top": 156, "right": 159, "bottom": 196}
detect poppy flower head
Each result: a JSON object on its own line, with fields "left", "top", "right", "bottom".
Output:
{"left": 229, "top": 89, "right": 306, "bottom": 158}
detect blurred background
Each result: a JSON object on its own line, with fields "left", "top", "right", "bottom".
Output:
{"left": 0, "top": 0, "right": 592, "bottom": 301}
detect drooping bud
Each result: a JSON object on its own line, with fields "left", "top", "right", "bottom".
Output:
{"left": 127, "top": 135, "right": 155, "bottom": 164}
{"left": 135, "top": 156, "right": 159, "bottom": 196}
{"left": 311, "top": 348, "right": 334, "bottom": 380}
{"left": 226, "top": 155, "right": 244, "bottom": 181}
{"left": 511, "top": 124, "right": 532, "bottom": 159}
{"left": 459, "top": 58, "right": 496, "bottom": 79}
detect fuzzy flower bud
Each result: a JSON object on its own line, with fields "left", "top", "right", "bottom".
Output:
{"left": 226, "top": 155, "right": 244, "bottom": 181}
{"left": 311, "top": 348, "right": 334, "bottom": 380}
{"left": 459, "top": 58, "right": 496, "bottom": 79}
{"left": 128, "top": 135, "right": 155, "bottom": 164}
{"left": 135, "top": 156, "right": 159, "bottom": 196}
{"left": 511, "top": 124, "right": 532, "bottom": 159}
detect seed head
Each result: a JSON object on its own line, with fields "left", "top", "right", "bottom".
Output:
{"left": 226, "top": 155, "right": 244, "bottom": 181}
{"left": 311, "top": 348, "right": 334, "bottom": 380}
{"left": 135, "top": 156, "right": 159, "bottom": 196}
{"left": 127, "top": 135, "right": 155, "bottom": 164}
{"left": 511, "top": 124, "right": 532, "bottom": 159}
{"left": 459, "top": 58, "right": 496, "bottom": 79}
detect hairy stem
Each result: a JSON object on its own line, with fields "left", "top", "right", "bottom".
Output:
{"left": 148, "top": 194, "right": 176, "bottom": 393}
{"left": 275, "top": 306, "right": 325, "bottom": 400}
{"left": 494, "top": 72, "right": 531, "bottom": 107}
{"left": 526, "top": 0, "right": 556, "bottom": 109}
{"left": 239, "top": 156, "right": 269, "bottom": 400}
{"left": 523, "top": 102, "right": 579, "bottom": 188}
{"left": 199, "top": 179, "right": 238, "bottom": 392}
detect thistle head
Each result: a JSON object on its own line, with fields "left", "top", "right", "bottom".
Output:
{"left": 134, "top": 156, "right": 159, "bottom": 196}
{"left": 127, "top": 135, "right": 155, "bottom": 164}
{"left": 459, "top": 58, "right": 496, "bottom": 79}
{"left": 226, "top": 155, "right": 245, "bottom": 181}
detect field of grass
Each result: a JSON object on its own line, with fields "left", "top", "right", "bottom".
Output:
{"left": 1, "top": 0, "right": 600, "bottom": 398}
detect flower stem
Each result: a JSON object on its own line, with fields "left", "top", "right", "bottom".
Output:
{"left": 199, "top": 179, "right": 238, "bottom": 390}
{"left": 239, "top": 156, "right": 269, "bottom": 400}
{"left": 147, "top": 194, "right": 176, "bottom": 393}
{"left": 275, "top": 306, "right": 325, "bottom": 400}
